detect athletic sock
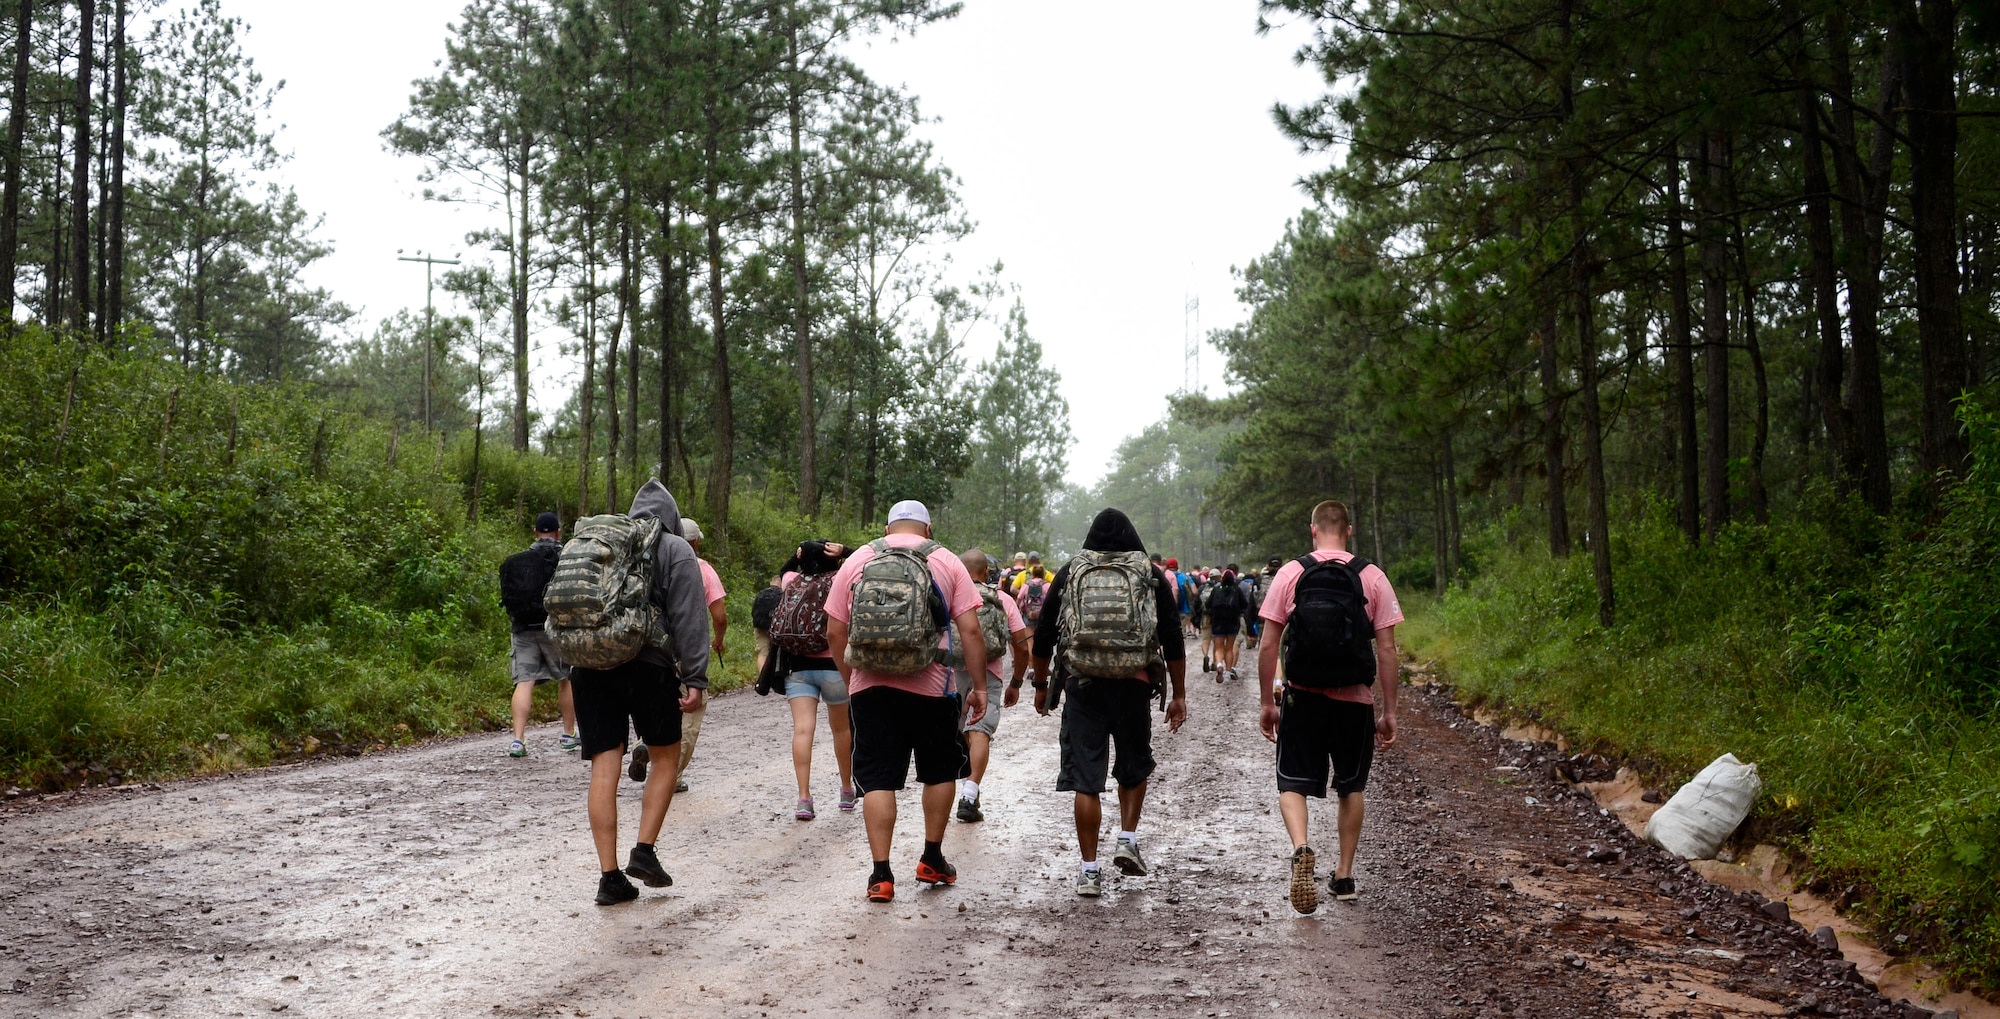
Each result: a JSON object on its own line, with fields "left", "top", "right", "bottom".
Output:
{"left": 921, "top": 840, "right": 946, "bottom": 866}
{"left": 1081, "top": 861, "right": 1100, "bottom": 874}
{"left": 1118, "top": 830, "right": 1138, "bottom": 844}
{"left": 602, "top": 868, "right": 621, "bottom": 877}
{"left": 871, "top": 860, "right": 893, "bottom": 883}
{"left": 635, "top": 842, "right": 655, "bottom": 853}
{"left": 960, "top": 780, "right": 980, "bottom": 801}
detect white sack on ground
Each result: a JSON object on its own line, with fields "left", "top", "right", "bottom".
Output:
{"left": 1644, "top": 753, "right": 1763, "bottom": 860}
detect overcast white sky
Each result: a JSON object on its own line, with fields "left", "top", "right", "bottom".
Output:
{"left": 229, "top": 1, "right": 1330, "bottom": 485}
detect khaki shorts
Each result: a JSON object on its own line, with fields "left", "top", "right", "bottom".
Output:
{"left": 510, "top": 629, "right": 569, "bottom": 685}
{"left": 956, "top": 668, "right": 1004, "bottom": 738}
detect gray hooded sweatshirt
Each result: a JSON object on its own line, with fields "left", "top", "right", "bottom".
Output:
{"left": 629, "top": 479, "right": 712, "bottom": 689}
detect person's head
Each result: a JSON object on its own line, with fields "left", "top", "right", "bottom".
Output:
{"left": 1084, "top": 508, "right": 1146, "bottom": 554}
{"left": 1149, "top": 552, "right": 1162, "bottom": 565}
{"left": 1028, "top": 551, "right": 1043, "bottom": 569}
{"left": 961, "top": 548, "right": 991, "bottom": 583}
{"left": 1227, "top": 562, "right": 1239, "bottom": 574}
{"left": 1222, "top": 569, "right": 1237, "bottom": 585}
{"left": 1165, "top": 557, "right": 1179, "bottom": 571}
{"left": 533, "top": 511, "right": 560, "bottom": 538}
{"left": 1267, "top": 556, "right": 1282, "bottom": 572}
{"left": 1013, "top": 551, "right": 1028, "bottom": 568}
{"left": 680, "top": 517, "right": 705, "bottom": 552}
{"left": 885, "top": 499, "right": 932, "bottom": 538}
{"left": 1310, "top": 499, "right": 1354, "bottom": 548}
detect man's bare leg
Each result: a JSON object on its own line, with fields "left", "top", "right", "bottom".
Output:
{"left": 1335, "top": 791, "right": 1365, "bottom": 878}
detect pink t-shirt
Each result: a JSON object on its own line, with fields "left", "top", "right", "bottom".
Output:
{"left": 1259, "top": 549, "right": 1403, "bottom": 705}
{"left": 989, "top": 590, "right": 1028, "bottom": 680}
{"left": 824, "top": 534, "right": 982, "bottom": 697}
{"left": 697, "top": 558, "right": 726, "bottom": 606}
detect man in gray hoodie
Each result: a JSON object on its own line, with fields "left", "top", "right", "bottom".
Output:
{"left": 573, "top": 478, "right": 714, "bottom": 906}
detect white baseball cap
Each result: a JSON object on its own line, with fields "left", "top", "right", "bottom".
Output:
{"left": 680, "top": 517, "right": 704, "bottom": 541}
{"left": 886, "top": 500, "right": 931, "bottom": 526}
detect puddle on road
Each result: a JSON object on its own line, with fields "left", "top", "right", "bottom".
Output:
{"left": 1462, "top": 695, "right": 1996, "bottom": 1019}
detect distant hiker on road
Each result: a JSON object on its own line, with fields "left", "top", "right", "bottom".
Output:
{"left": 769, "top": 540, "right": 857, "bottom": 819}
{"left": 498, "top": 512, "right": 578, "bottom": 757}
{"left": 823, "top": 501, "right": 989, "bottom": 903}
{"left": 629, "top": 516, "right": 726, "bottom": 794}
{"left": 953, "top": 549, "right": 1032, "bottom": 823}
{"left": 1257, "top": 499, "right": 1403, "bottom": 915}
{"left": 1207, "top": 568, "right": 1248, "bottom": 682}
{"left": 1000, "top": 551, "right": 1029, "bottom": 591}
{"left": 1011, "top": 550, "right": 1053, "bottom": 628}
{"left": 1031, "top": 508, "right": 1187, "bottom": 898}
{"left": 543, "top": 479, "right": 712, "bottom": 906}
{"left": 1193, "top": 569, "right": 1215, "bottom": 675}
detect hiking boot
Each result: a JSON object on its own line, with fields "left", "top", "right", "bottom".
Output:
{"left": 955, "top": 794, "right": 982, "bottom": 823}
{"left": 866, "top": 877, "right": 895, "bottom": 903}
{"left": 915, "top": 858, "right": 957, "bottom": 887}
{"left": 595, "top": 869, "right": 639, "bottom": 905}
{"left": 1202, "top": 656, "right": 1212, "bottom": 673}
{"left": 1111, "top": 836, "right": 1148, "bottom": 876}
{"left": 796, "top": 797, "right": 816, "bottom": 821}
{"left": 1075, "top": 867, "right": 1103, "bottom": 898}
{"left": 624, "top": 844, "right": 673, "bottom": 888}
{"left": 1330, "top": 875, "right": 1358, "bottom": 901}
{"left": 1289, "top": 845, "right": 1320, "bottom": 914}
{"left": 839, "top": 788, "right": 858, "bottom": 812}
{"left": 508, "top": 739, "right": 527, "bottom": 758}
{"left": 557, "top": 731, "right": 581, "bottom": 752}
{"left": 628, "top": 744, "right": 648, "bottom": 782}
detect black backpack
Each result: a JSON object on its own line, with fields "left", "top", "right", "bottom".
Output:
{"left": 499, "top": 541, "right": 562, "bottom": 629}
{"left": 1280, "top": 554, "right": 1377, "bottom": 688}
{"left": 751, "top": 584, "right": 783, "bottom": 631}
{"left": 1207, "top": 580, "right": 1246, "bottom": 618}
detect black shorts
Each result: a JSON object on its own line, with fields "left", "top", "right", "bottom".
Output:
{"left": 1275, "top": 687, "right": 1375, "bottom": 797}
{"left": 1056, "top": 678, "right": 1156, "bottom": 794}
{"left": 571, "top": 658, "right": 683, "bottom": 759}
{"left": 850, "top": 687, "right": 964, "bottom": 793}
{"left": 1209, "top": 613, "right": 1242, "bottom": 638}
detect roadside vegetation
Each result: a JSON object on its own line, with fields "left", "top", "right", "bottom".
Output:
{"left": 1404, "top": 405, "right": 2000, "bottom": 992}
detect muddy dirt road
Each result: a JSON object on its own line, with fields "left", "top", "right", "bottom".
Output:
{"left": 0, "top": 652, "right": 1945, "bottom": 1019}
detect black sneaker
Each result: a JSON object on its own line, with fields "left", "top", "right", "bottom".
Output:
{"left": 625, "top": 844, "right": 673, "bottom": 888}
{"left": 1202, "top": 656, "right": 1212, "bottom": 673}
{"left": 955, "top": 793, "right": 982, "bottom": 823}
{"left": 1330, "top": 875, "right": 1358, "bottom": 901}
{"left": 595, "top": 869, "right": 639, "bottom": 905}
{"left": 628, "top": 744, "right": 649, "bottom": 782}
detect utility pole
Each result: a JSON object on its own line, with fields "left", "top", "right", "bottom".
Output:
{"left": 398, "top": 250, "right": 460, "bottom": 433}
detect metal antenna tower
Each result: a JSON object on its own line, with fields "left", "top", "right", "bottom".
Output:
{"left": 1183, "top": 294, "right": 1200, "bottom": 395}
{"left": 398, "top": 250, "right": 461, "bottom": 433}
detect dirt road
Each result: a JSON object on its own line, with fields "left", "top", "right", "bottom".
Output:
{"left": 0, "top": 652, "right": 1940, "bottom": 1019}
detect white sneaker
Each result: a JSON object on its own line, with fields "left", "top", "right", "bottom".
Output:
{"left": 1075, "top": 867, "right": 1103, "bottom": 897}
{"left": 1111, "top": 837, "right": 1148, "bottom": 876}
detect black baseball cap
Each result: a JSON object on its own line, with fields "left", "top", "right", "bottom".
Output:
{"left": 1267, "top": 556, "right": 1282, "bottom": 567}
{"left": 534, "top": 512, "right": 560, "bottom": 533}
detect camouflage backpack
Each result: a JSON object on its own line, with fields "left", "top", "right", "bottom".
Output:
{"left": 543, "top": 514, "right": 670, "bottom": 669}
{"left": 944, "top": 586, "right": 1010, "bottom": 670}
{"left": 843, "top": 538, "right": 944, "bottom": 675}
{"left": 1056, "top": 549, "right": 1159, "bottom": 680}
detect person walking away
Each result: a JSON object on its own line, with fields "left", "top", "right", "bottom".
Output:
{"left": 1245, "top": 559, "right": 1276, "bottom": 650}
{"left": 1193, "top": 570, "right": 1215, "bottom": 674}
{"left": 1001, "top": 551, "right": 1029, "bottom": 591}
{"left": 1171, "top": 559, "right": 1194, "bottom": 636}
{"left": 541, "top": 480, "right": 712, "bottom": 905}
{"left": 1030, "top": 508, "right": 1187, "bottom": 898}
{"left": 1256, "top": 499, "right": 1403, "bottom": 915}
{"left": 823, "top": 501, "right": 989, "bottom": 902}
{"left": 751, "top": 574, "right": 783, "bottom": 676}
{"left": 1007, "top": 551, "right": 1053, "bottom": 597}
{"left": 953, "top": 549, "right": 1031, "bottom": 822}
{"left": 1206, "top": 569, "right": 1248, "bottom": 682}
{"left": 499, "top": 512, "right": 579, "bottom": 756}
{"left": 634, "top": 517, "right": 725, "bottom": 793}
{"left": 768, "top": 540, "right": 857, "bottom": 818}
{"left": 1013, "top": 554, "right": 1053, "bottom": 630}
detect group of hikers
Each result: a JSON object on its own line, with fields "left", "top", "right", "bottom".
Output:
{"left": 498, "top": 482, "right": 1402, "bottom": 917}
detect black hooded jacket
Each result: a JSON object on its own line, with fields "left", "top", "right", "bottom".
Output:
{"left": 1030, "top": 508, "right": 1185, "bottom": 665}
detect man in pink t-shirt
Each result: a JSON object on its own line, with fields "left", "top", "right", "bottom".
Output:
{"left": 824, "top": 500, "right": 988, "bottom": 904}
{"left": 952, "top": 549, "right": 1032, "bottom": 824}
{"left": 1256, "top": 499, "right": 1404, "bottom": 916}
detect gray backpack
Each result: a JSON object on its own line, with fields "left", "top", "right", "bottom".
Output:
{"left": 1057, "top": 549, "right": 1159, "bottom": 679}
{"left": 543, "top": 513, "right": 670, "bottom": 669}
{"left": 945, "top": 586, "right": 1010, "bottom": 669}
{"left": 844, "top": 538, "right": 944, "bottom": 675}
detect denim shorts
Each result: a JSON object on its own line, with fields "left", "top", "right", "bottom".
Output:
{"left": 784, "top": 668, "right": 850, "bottom": 706}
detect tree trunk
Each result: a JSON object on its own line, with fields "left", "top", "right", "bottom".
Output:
{"left": 787, "top": 13, "right": 818, "bottom": 516}
{"left": 1537, "top": 293, "right": 1570, "bottom": 557}
{"left": 604, "top": 200, "right": 626, "bottom": 513}
{"left": 68, "top": 0, "right": 94, "bottom": 335}
{"left": 1829, "top": 25, "right": 1897, "bottom": 512}
{"left": 0, "top": 0, "right": 30, "bottom": 319}
{"left": 511, "top": 135, "right": 532, "bottom": 452}
{"left": 1665, "top": 145, "right": 1701, "bottom": 543}
{"left": 656, "top": 212, "right": 675, "bottom": 489}
{"left": 106, "top": 0, "right": 124, "bottom": 336}
{"left": 1699, "top": 132, "right": 1731, "bottom": 537}
{"left": 1898, "top": 0, "right": 1969, "bottom": 485}
{"left": 703, "top": 190, "right": 733, "bottom": 542}
{"left": 1726, "top": 152, "right": 1769, "bottom": 524}
{"left": 1442, "top": 428, "right": 1461, "bottom": 581}
{"left": 1797, "top": 79, "right": 1855, "bottom": 490}
{"left": 1572, "top": 173, "right": 1615, "bottom": 628}
{"left": 578, "top": 243, "right": 597, "bottom": 518}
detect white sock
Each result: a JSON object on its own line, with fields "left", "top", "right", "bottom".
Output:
{"left": 1118, "top": 830, "right": 1137, "bottom": 844}
{"left": 1081, "top": 861, "right": 1100, "bottom": 873}
{"left": 960, "top": 779, "right": 980, "bottom": 800}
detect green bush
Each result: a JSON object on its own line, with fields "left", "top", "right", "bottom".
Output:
{"left": 1405, "top": 404, "right": 2000, "bottom": 991}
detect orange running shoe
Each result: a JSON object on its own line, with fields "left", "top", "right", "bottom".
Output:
{"left": 867, "top": 878, "right": 894, "bottom": 902}
{"left": 915, "top": 858, "right": 957, "bottom": 886}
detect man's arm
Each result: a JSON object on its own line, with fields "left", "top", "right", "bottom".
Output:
{"left": 1258, "top": 620, "right": 1286, "bottom": 742}
{"left": 953, "top": 608, "right": 988, "bottom": 723}
{"left": 1004, "top": 628, "right": 1031, "bottom": 707}
{"left": 1375, "top": 624, "right": 1398, "bottom": 746}
{"left": 708, "top": 598, "right": 728, "bottom": 655}
{"left": 826, "top": 616, "right": 850, "bottom": 684}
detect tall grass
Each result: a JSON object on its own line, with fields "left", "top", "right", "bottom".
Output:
{"left": 1405, "top": 405, "right": 2000, "bottom": 991}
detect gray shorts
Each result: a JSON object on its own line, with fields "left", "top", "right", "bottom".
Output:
{"left": 955, "top": 668, "right": 1004, "bottom": 738}
{"left": 510, "top": 629, "right": 569, "bottom": 685}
